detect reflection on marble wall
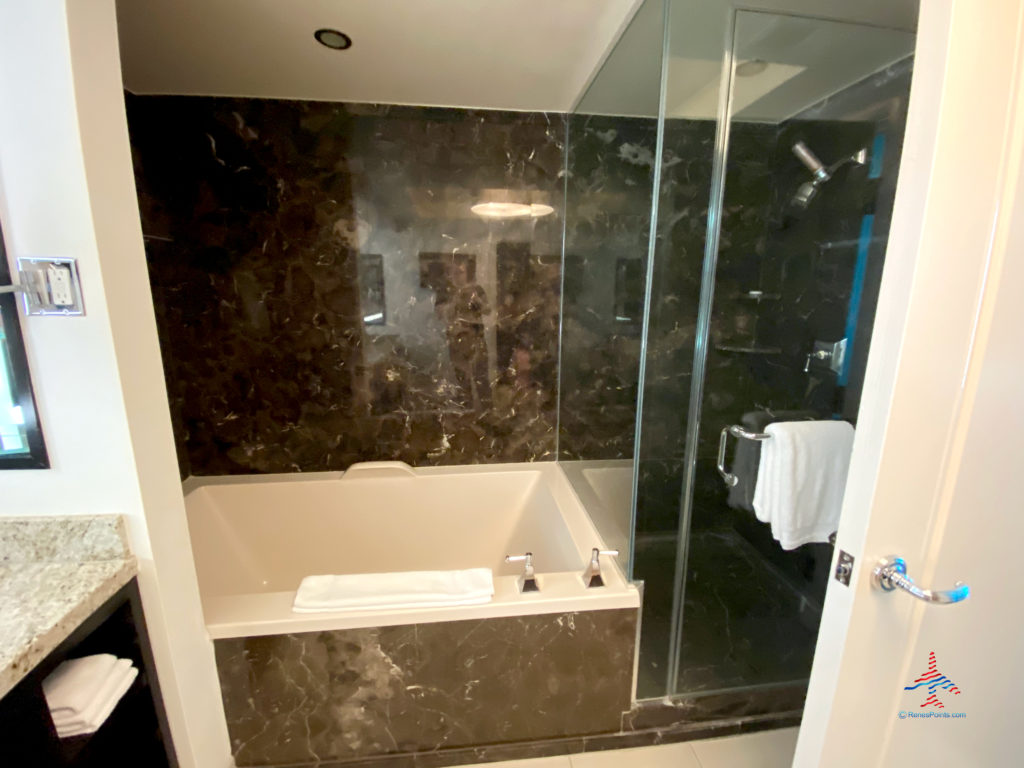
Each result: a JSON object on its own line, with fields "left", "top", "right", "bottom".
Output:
{"left": 632, "top": 119, "right": 775, "bottom": 536}
{"left": 128, "top": 96, "right": 564, "bottom": 476}
{"left": 558, "top": 114, "right": 659, "bottom": 461}
{"left": 214, "top": 609, "right": 637, "bottom": 766}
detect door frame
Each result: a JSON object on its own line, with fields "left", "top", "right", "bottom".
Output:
{"left": 797, "top": 0, "right": 1024, "bottom": 763}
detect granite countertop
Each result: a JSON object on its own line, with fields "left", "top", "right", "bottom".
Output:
{"left": 0, "top": 516, "right": 137, "bottom": 699}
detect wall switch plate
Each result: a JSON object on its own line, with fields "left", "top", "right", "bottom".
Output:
{"left": 14, "top": 257, "right": 84, "bottom": 316}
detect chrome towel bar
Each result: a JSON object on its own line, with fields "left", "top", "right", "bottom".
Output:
{"left": 716, "top": 424, "right": 771, "bottom": 487}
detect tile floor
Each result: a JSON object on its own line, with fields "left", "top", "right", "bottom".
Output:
{"left": 457, "top": 728, "right": 799, "bottom": 768}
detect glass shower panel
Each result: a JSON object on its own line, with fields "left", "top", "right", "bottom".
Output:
{"left": 667, "top": 10, "right": 915, "bottom": 698}
{"left": 629, "top": 0, "right": 726, "bottom": 700}
{"left": 558, "top": 0, "right": 666, "bottom": 569}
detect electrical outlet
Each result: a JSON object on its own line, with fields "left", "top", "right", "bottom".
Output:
{"left": 48, "top": 264, "right": 74, "bottom": 306}
{"left": 14, "top": 257, "right": 84, "bottom": 316}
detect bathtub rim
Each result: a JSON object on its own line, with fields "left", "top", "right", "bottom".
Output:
{"left": 183, "top": 461, "right": 639, "bottom": 639}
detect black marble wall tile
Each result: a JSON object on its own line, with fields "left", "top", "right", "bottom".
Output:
{"left": 558, "top": 114, "right": 660, "bottom": 461}
{"left": 213, "top": 609, "right": 637, "bottom": 766}
{"left": 128, "top": 96, "right": 565, "bottom": 476}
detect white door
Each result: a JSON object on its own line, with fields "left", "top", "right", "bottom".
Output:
{"left": 795, "top": 1, "right": 1024, "bottom": 766}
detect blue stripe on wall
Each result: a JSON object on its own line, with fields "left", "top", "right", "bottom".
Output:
{"left": 839, "top": 212, "right": 875, "bottom": 386}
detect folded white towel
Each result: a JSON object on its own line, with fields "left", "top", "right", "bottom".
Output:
{"left": 52, "top": 659, "right": 134, "bottom": 727}
{"left": 293, "top": 568, "right": 494, "bottom": 613}
{"left": 42, "top": 654, "right": 118, "bottom": 720}
{"left": 55, "top": 664, "right": 138, "bottom": 738}
{"left": 752, "top": 420, "right": 855, "bottom": 550}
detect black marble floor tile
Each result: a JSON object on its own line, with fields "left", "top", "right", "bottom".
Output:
{"left": 634, "top": 529, "right": 820, "bottom": 700}
{"left": 302, "top": 711, "right": 801, "bottom": 767}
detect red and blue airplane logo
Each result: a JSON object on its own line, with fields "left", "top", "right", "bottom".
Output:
{"left": 904, "top": 651, "right": 961, "bottom": 708}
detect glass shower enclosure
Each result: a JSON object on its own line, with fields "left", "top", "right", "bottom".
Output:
{"left": 558, "top": 0, "right": 916, "bottom": 708}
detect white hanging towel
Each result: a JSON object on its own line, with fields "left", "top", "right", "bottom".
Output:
{"left": 752, "top": 420, "right": 855, "bottom": 550}
{"left": 293, "top": 568, "right": 494, "bottom": 613}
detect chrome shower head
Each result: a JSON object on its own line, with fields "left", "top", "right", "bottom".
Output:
{"left": 792, "top": 141, "right": 830, "bottom": 182}
{"left": 789, "top": 142, "right": 869, "bottom": 209}
{"left": 792, "top": 180, "right": 820, "bottom": 208}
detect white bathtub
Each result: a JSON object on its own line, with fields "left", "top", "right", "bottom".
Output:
{"left": 559, "top": 459, "right": 635, "bottom": 562}
{"left": 183, "top": 462, "right": 639, "bottom": 638}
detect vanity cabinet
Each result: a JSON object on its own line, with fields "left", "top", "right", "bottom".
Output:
{"left": 0, "top": 579, "right": 176, "bottom": 767}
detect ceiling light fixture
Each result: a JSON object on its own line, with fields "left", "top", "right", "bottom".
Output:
{"left": 314, "top": 29, "right": 352, "bottom": 50}
{"left": 735, "top": 59, "right": 768, "bottom": 77}
{"left": 471, "top": 202, "right": 533, "bottom": 219}
{"left": 470, "top": 202, "right": 556, "bottom": 220}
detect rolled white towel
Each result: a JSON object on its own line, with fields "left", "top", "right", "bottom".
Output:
{"left": 55, "top": 664, "right": 138, "bottom": 738}
{"left": 42, "top": 654, "right": 118, "bottom": 720}
{"left": 293, "top": 568, "right": 494, "bottom": 613}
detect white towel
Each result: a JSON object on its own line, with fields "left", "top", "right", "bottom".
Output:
{"left": 42, "top": 654, "right": 118, "bottom": 720}
{"left": 752, "top": 420, "right": 855, "bottom": 550}
{"left": 293, "top": 568, "right": 494, "bottom": 613}
{"left": 55, "top": 664, "right": 138, "bottom": 738}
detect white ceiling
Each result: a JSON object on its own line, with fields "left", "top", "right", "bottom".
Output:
{"left": 115, "top": 0, "right": 643, "bottom": 112}
{"left": 578, "top": 0, "right": 919, "bottom": 121}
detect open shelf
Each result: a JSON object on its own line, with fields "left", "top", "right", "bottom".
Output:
{"left": 0, "top": 580, "right": 175, "bottom": 767}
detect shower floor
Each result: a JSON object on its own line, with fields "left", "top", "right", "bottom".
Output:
{"left": 635, "top": 528, "right": 821, "bottom": 699}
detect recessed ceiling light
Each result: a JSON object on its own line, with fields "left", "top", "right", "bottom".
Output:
{"left": 315, "top": 29, "right": 352, "bottom": 50}
{"left": 736, "top": 59, "right": 768, "bottom": 77}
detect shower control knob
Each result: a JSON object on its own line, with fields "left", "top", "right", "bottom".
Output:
{"left": 804, "top": 349, "right": 832, "bottom": 372}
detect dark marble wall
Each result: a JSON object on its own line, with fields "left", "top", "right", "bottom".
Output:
{"left": 214, "top": 609, "right": 637, "bottom": 766}
{"left": 558, "top": 114, "right": 659, "bottom": 462}
{"left": 128, "top": 96, "right": 565, "bottom": 476}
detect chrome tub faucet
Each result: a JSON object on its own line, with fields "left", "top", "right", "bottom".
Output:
{"left": 506, "top": 552, "right": 539, "bottom": 593}
{"left": 583, "top": 548, "right": 619, "bottom": 588}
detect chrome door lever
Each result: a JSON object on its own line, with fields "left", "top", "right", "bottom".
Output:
{"left": 871, "top": 555, "right": 969, "bottom": 604}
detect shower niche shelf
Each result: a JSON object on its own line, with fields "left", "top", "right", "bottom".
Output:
{"left": 715, "top": 344, "right": 783, "bottom": 355}
{"left": 738, "top": 291, "right": 781, "bottom": 302}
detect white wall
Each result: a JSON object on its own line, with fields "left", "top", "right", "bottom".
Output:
{"left": 0, "top": 2, "right": 231, "bottom": 766}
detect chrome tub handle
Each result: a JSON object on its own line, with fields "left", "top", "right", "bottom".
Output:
{"left": 716, "top": 425, "right": 771, "bottom": 488}
{"left": 871, "top": 555, "right": 970, "bottom": 605}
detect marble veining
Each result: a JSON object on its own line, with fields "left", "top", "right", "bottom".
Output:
{"left": 128, "top": 96, "right": 565, "bottom": 477}
{"left": 214, "top": 609, "right": 637, "bottom": 766}
{"left": 241, "top": 710, "right": 799, "bottom": 768}
{"left": 0, "top": 515, "right": 136, "bottom": 699}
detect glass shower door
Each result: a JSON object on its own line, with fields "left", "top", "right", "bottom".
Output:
{"left": 660, "top": 9, "right": 915, "bottom": 699}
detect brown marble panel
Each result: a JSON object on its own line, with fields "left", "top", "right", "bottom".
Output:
{"left": 127, "top": 96, "right": 565, "bottom": 477}
{"left": 214, "top": 609, "right": 637, "bottom": 766}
